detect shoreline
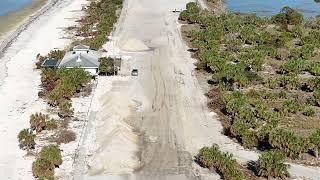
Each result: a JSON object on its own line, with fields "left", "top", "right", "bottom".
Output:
{"left": 0, "top": 0, "right": 48, "bottom": 37}
{"left": 0, "top": 0, "right": 57, "bottom": 55}
{"left": 0, "top": 0, "right": 87, "bottom": 178}
{"left": 0, "top": 0, "right": 60, "bottom": 85}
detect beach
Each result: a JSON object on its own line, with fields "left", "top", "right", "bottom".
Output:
{"left": 0, "top": 0, "right": 48, "bottom": 37}
{"left": 0, "top": 0, "right": 87, "bottom": 178}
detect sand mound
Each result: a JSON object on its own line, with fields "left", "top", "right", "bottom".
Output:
{"left": 120, "top": 38, "right": 149, "bottom": 51}
{"left": 88, "top": 91, "right": 140, "bottom": 175}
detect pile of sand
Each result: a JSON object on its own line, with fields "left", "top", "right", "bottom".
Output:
{"left": 120, "top": 38, "right": 149, "bottom": 52}
{"left": 88, "top": 91, "right": 140, "bottom": 175}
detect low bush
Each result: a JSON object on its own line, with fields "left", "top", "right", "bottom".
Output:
{"left": 280, "top": 99, "right": 301, "bottom": 115}
{"left": 269, "top": 129, "right": 307, "bottom": 158}
{"left": 309, "top": 62, "right": 320, "bottom": 76}
{"left": 197, "top": 145, "right": 245, "bottom": 180}
{"left": 257, "top": 151, "right": 289, "bottom": 178}
{"left": 32, "top": 158, "right": 54, "bottom": 179}
{"left": 39, "top": 145, "right": 62, "bottom": 167}
{"left": 302, "top": 106, "right": 316, "bottom": 116}
{"left": 53, "top": 130, "right": 76, "bottom": 144}
{"left": 307, "top": 90, "right": 320, "bottom": 106}
{"left": 309, "top": 130, "right": 320, "bottom": 157}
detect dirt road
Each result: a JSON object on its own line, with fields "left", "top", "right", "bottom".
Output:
{"left": 73, "top": 0, "right": 320, "bottom": 179}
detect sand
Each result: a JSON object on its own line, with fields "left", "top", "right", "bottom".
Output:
{"left": 120, "top": 38, "right": 150, "bottom": 52}
{"left": 0, "top": 0, "right": 87, "bottom": 179}
{"left": 88, "top": 90, "right": 141, "bottom": 175}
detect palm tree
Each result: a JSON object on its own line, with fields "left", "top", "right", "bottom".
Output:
{"left": 30, "top": 113, "right": 48, "bottom": 132}
{"left": 18, "top": 129, "right": 36, "bottom": 150}
{"left": 58, "top": 100, "right": 74, "bottom": 118}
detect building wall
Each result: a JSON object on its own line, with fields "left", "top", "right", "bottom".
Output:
{"left": 85, "top": 68, "right": 98, "bottom": 76}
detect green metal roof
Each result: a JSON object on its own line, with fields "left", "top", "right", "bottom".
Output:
{"left": 41, "top": 59, "right": 60, "bottom": 68}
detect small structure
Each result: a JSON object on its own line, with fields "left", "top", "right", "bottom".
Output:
{"left": 41, "top": 58, "right": 60, "bottom": 68}
{"left": 58, "top": 44, "right": 102, "bottom": 75}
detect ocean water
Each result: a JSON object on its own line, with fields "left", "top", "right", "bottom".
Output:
{"left": 226, "top": 0, "right": 320, "bottom": 17}
{"left": 0, "top": 0, "right": 31, "bottom": 16}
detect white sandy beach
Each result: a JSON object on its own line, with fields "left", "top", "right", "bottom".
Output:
{"left": 0, "top": 0, "right": 87, "bottom": 179}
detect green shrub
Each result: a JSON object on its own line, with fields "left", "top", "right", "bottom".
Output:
{"left": 18, "top": 129, "right": 36, "bottom": 150}
{"left": 197, "top": 145, "right": 245, "bottom": 180}
{"left": 302, "top": 106, "right": 316, "bottom": 116}
{"left": 46, "top": 68, "right": 91, "bottom": 106}
{"left": 230, "top": 120, "right": 258, "bottom": 149}
{"left": 186, "top": 2, "right": 200, "bottom": 14}
{"left": 99, "top": 57, "right": 115, "bottom": 75}
{"left": 269, "top": 129, "right": 307, "bottom": 158}
{"left": 307, "top": 90, "right": 320, "bottom": 106}
{"left": 32, "top": 158, "right": 54, "bottom": 179}
{"left": 39, "top": 145, "right": 62, "bottom": 167}
{"left": 281, "top": 58, "right": 306, "bottom": 74}
{"left": 281, "top": 99, "right": 301, "bottom": 114}
{"left": 306, "top": 77, "right": 320, "bottom": 91}
{"left": 257, "top": 151, "right": 289, "bottom": 178}
{"left": 309, "top": 62, "right": 320, "bottom": 76}
{"left": 309, "top": 130, "right": 320, "bottom": 157}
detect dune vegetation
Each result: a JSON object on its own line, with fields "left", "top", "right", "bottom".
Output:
{"left": 180, "top": 1, "right": 320, "bottom": 178}
{"left": 16, "top": 0, "right": 124, "bottom": 178}
{"left": 74, "top": 0, "right": 123, "bottom": 49}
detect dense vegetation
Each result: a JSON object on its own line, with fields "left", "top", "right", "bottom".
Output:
{"left": 197, "top": 145, "right": 245, "bottom": 180}
{"left": 75, "top": 0, "right": 123, "bottom": 49}
{"left": 17, "top": 0, "right": 124, "bottom": 178}
{"left": 40, "top": 68, "right": 91, "bottom": 116}
{"left": 180, "top": 1, "right": 320, "bottom": 177}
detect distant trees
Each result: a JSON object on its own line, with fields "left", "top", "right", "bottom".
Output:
{"left": 272, "top": 7, "right": 303, "bottom": 26}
